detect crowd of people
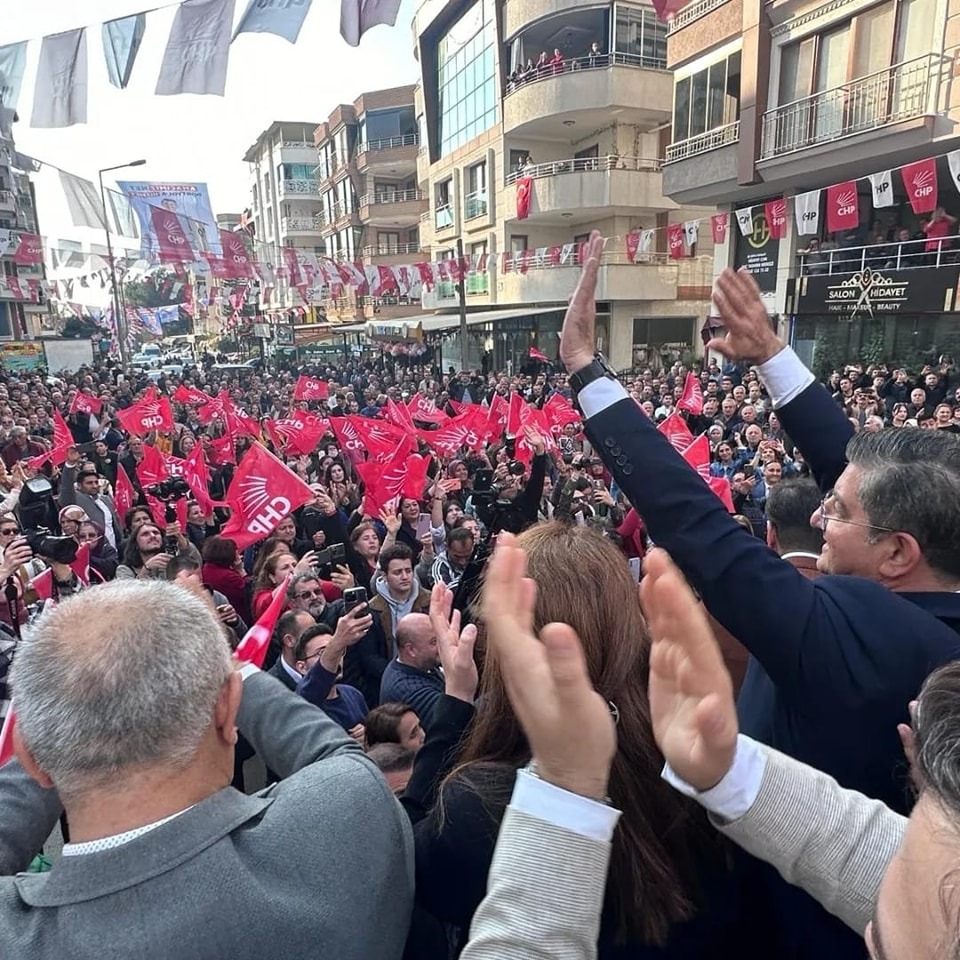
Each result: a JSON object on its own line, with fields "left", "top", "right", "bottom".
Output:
{"left": 0, "top": 241, "right": 956, "bottom": 958}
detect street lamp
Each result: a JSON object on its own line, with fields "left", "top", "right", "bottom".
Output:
{"left": 98, "top": 159, "right": 146, "bottom": 368}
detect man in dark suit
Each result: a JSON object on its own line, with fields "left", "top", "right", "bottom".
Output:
{"left": 560, "top": 233, "right": 960, "bottom": 959}
{"left": 267, "top": 610, "right": 315, "bottom": 690}
{"left": 59, "top": 455, "right": 123, "bottom": 552}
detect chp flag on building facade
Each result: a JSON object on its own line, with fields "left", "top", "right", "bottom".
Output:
{"left": 901, "top": 157, "right": 938, "bottom": 214}
{"left": 869, "top": 171, "right": 895, "bottom": 208}
{"left": 826, "top": 181, "right": 860, "bottom": 233}
{"left": 219, "top": 442, "right": 315, "bottom": 550}
{"left": 734, "top": 207, "right": 754, "bottom": 237}
{"left": 794, "top": 190, "right": 821, "bottom": 236}
{"left": 764, "top": 199, "right": 787, "bottom": 240}
{"left": 710, "top": 213, "right": 728, "bottom": 244}
{"left": 666, "top": 223, "right": 685, "bottom": 260}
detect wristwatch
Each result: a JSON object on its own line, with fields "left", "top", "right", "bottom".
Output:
{"left": 568, "top": 353, "right": 617, "bottom": 398}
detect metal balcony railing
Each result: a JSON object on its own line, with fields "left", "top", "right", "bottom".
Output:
{"left": 281, "top": 178, "right": 320, "bottom": 195}
{"left": 361, "top": 242, "right": 422, "bottom": 257}
{"left": 666, "top": 0, "right": 731, "bottom": 34}
{"left": 464, "top": 190, "right": 488, "bottom": 219}
{"left": 502, "top": 249, "right": 677, "bottom": 270}
{"left": 0, "top": 189, "right": 15, "bottom": 209}
{"left": 797, "top": 234, "right": 960, "bottom": 276}
{"left": 761, "top": 54, "right": 945, "bottom": 159}
{"left": 357, "top": 133, "right": 420, "bottom": 153}
{"left": 282, "top": 217, "right": 322, "bottom": 232}
{"left": 435, "top": 203, "right": 454, "bottom": 229}
{"left": 665, "top": 121, "right": 740, "bottom": 163}
{"left": 505, "top": 50, "right": 667, "bottom": 95}
{"left": 281, "top": 140, "right": 315, "bottom": 150}
{"left": 435, "top": 273, "right": 491, "bottom": 298}
{"left": 358, "top": 188, "right": 424, "bottom": 206}
{"left": 505, "top": 155, "right": 662, "bottom": 184}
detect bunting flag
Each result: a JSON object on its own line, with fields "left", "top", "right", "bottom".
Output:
{"left": 764, "top": 199, "right": 787, "bottom": 240}
{"left": 156, "top": 0, "right": 236, "bottom": 97}
{"left": 639, "top": 230, "right": 654, "bottom": 255}
{"left": 901, "top": 158, "right": 938, "bottom": 214}
{"left": 341, "top": 0, "right": 403, "bottom": 46}
{"left": 666, "top": 223, "right": 685, "bottom": 260}
{"left": 710, "top": 213, "right": 728, "bottom": 244}
{"left": 794, "top": 190, "right": 821, "bottom": 236}
{"left": 869, "top": 171, "right": 894, "bottom": 209}
{"left": 734, "top": 207, "right": 754, "bottom": 237}
{"left": 516, "top": 176, "right": 533, "bottom": 220}
{"left": 220, "top": 230, "right": 255, "bottom": 278}
{"left": 150, "top": 206, "right": 195, "bottom": 264}
{"left": 59, "top": 171, "right": 109, "bottom": 231}
{"left": 219, "top": 443, "right": 315, "bottom": 550}
{"left": 102, "top": 13, "right": 146, "bottom": 89}
{"left": 0, "top": 42, "right": 28, "bottom": 110}
{"left": 625, "top": 231, "right": 640, "bottom": 262}
{"left": 236, "top": 0, "right": 314, "bottom": 43}
{"left": 677, "top": 373, "right": 703, "bottom": 415}
{"left": 13, "top": 234, "right": 42, "bottom": 266}
{"left": 235, "top": 576, "right": 291, "bottom": 668}
{"left": 826, "top": 181, "right": 859, "bottom": 233}
{"left": 113, "top": 464, "right": 136, "bottom": 518}
{"left": 31, "top": 29, "right": 88, "bottom": 128}
{"left": 683, "top": 219, "right": 700, "bottom": 250}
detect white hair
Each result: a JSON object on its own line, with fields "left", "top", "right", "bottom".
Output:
{"left": 13, "top": 580, "right": 233, "bottom": 800}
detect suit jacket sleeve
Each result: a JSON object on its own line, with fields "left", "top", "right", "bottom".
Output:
{"left": 237, "top": 670, "right": 363, "bottom": 780}
{"left": 58, "top": 464, "right": 79, "bottom": 508}
{"left": 774, "top": 383, "right": 855, "bottom": 493}
{"left": 0, "top": 759, "right": 64, "bottom": 874}
{"left": 295, "top": 661, "right": 338, "bottom": 708}
{"left": 714, "top": 745, "right": 904, "bottom": 933}
{"left": 461, "top": 807, "right": 608, "bottom": 960}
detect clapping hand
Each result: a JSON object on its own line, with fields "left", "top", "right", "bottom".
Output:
{"left": 481, "top": 534, "right": 615, "bottom": 801}
{"left": 643, "top": 549, "right": 738, "bottom": 791}
{"left": 429, "top": 582, "right": 478, "bottom": 703}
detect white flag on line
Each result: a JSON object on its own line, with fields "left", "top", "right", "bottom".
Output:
{"left": 340, "top": 0, "right": 403, "bottom": 46}
{"left": 156, "top": 0, "right": 236, "bottom": 97}
{"left": 31, "top": 29, "right": 88, "bottom": 129}
{"left": 639, "top": 229, "right": 655, "bottom": 253}
{"left": 683, "top": 220, "right": 700, "bottom": 249}
{"left": 0, "top": 42, "right": 28, "bottom": 111}
{"left": 868, "top": 171, "right": 895, "bottom": 209}
{"left": 793, "top": 190, "right": 821, "bottom": 236}
{"left": 947, "top": 152, "right": 960, "bottom": 194}
{"left": 59, "top": 171, "right": 108, "bottom": 231}
{"left": 234, "top": 0, "right": 314, "bottom": 43}
{"left": 734, "top": 207, "right": 754, "bottom": 237}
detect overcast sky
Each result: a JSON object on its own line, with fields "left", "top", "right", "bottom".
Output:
{"left": 1, "top": 0, "right": 419, "bottom": 251}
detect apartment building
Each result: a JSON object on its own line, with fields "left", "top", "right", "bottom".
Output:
{"left": 662, "top": 0, "right": 960, "bottom": 374}
{"left": 408, "top": 0, "right": 717, "bottom": 372}
{"left": 243, "top": 122, "right": 325, "bottom": 318}
{"left": 312, "top": 85, "right": 426, "bottom": 324}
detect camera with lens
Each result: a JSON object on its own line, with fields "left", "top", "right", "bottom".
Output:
{"left": 146, "top": 477, "right": 191, "bottom": 501}
{"left": 507, "top": 460, "right": 525, "bottom": 477}
{"left": 17, "top": 477, "right": 78, "bottom": 565}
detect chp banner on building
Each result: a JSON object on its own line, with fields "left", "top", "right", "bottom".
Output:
{"left": 116, "top": 181, "right": 219, "bottom": 264}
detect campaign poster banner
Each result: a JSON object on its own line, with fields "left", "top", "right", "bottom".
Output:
{"left": 1, "top": 341, "right": 45, "bottom": 372}
{"left": 116, "top": 181, "right": 218, "bottom": 264}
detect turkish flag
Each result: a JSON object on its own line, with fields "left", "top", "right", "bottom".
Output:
{"left": 677, "top": 373, "right": 703, "bottom": 415}
{"left": 385, "top": 397, "right": 417, "bottom": 435}
{"left": 117, "top": 393, "right": 175, "bottom": 436}
{"left": 765, "top": 199, "right": 787, "bottom": 240}
{"left": 826, "top": 181, "right": 860, "bottom": 233}
{"left": 219, "top": 443, "right": 315, "bottom": 550}
{"left": 172, "top": 384, "right": 212, "bottom": 405}
{"left": 0, "top": 708, "right": 16, "bottom": 766}
{"left": 657, "top": 412, "right": 694, "bottom": 452}
{"left": 235, "top": 576, "right": 291, "bottom": 668}
{"left": 680, "top": 435, "right": 711, "bottom": 480}
{"left": 150, "top": 206, "right": 195, "bottom": 264}
{"left": 710, "top": 213, "right": 728, "bottom": 244}
{"left": 293, "top": 375, "right": 329, "bottom": 402}
{"left": 901, "top": 158, "right": 938, "bottom": 214}
{"left": 625, "top": 232, "right": 640, "bottom": 263}
{"left": 666, "top": 223, "right": 685, "bottom": 260}
{"left": 69, "top": 391, "right": 103, "bottom": 416}
{"left": 708, "top": 476, "right": 735, "bottom": 512}
{"left": 407, "top": 393, "right": 448, "bottom": 425}
{"left": 70, "top": 542, "right": 91, "bottom": 586}
{"left": 347, "top": 416, "right": 412, "bottom": 460}
{"left": 207, "top": 434, "right": 237, "bottom": 465}
{"left": 113, "top": 464, "right": 137, "bottom": 518}
{"left": 184, "top": 445, "right": 219, "bottom": 515}
{"left": 220, "top": 230, "right": 255, "bottom": 279}
{"left": 516, "top": 176, "right": 534, "bottom": 220}
{"left": 12, "top": 233, "right": 42, "bottom": 266}
{"left": 506, "top": 392, "right": 525, "bottom": 437}
{"left": 265, "top": 413, "right": 329, "bottom": 457}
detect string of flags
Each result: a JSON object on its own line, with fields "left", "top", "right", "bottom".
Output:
{"left": 732, "top": 150, "right": 960, "bottom": 240}
{"left": 0, "top": 0, "right": 403, "bottom": 130}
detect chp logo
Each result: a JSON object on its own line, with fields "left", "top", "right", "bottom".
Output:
{"left": 235, "top": 474, "right": 293, "bottom": 538}
{"left": 912, "top": 167, "right": 936, "bottom": 199}
{"left": 161, "top": 216, "right": 186, "bottom": 245}
{"left": 138, "top": 401, "right": 167, "bottom": 430}
{"left": 768, "top": 200, "right": 787, "bottom": 231}
{"left": 835, "top": 189, "right": 857, "bottom": 219}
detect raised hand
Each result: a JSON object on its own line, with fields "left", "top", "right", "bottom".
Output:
{"left": 642, "top": 549, "right": 738, "bottom": 791}
{"left": 429, "top": 582, "right": 478, "bottom": 703}
{"left": 708, "top": 269, "right": 785, "bottom": 365}
{"left": 482, "top": 534, "right": 615, "bottom": 802}
{"left": 559, "top": 230, "right": 604, "bottom": 374}
{"left": 379, "top": 507, "right": 402, "bottom": 536}
{"left": 521, "top": 422, "right": 545, "bottom": 455}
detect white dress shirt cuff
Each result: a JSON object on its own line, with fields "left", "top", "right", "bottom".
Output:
{"left": 661, "top": 734, "right": 767, "bottom": 822}
{"left": 511, "top": 768, "right": 621, "bottom": 842}
{"left": 756, "top": 347, "right": 816, "bottom": 410}
{"left": 577, "top": 378, "right": 629, "bottom": 419}
{"left": 239, "top": 663, "right": 260, "bottom": 681}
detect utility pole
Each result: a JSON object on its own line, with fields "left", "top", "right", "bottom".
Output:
{"left": 456, "top": 236, "right": 468, "bottom": 371}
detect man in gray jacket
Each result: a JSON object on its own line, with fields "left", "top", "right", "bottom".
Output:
{"left": 0, "top": 579, "right": 414, "bottom": 959}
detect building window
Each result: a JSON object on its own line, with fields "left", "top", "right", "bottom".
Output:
{"left": 507, "top": 7, "right": 608, "bottom": 75}
{"left": 378, "top": 231, "right": 401, "bottom": 253}
{"left": 359, "top": 107, "right": 417, "bottom": 149}
{"left": 510, "top": 235, "right": 528, "bottom": 253}
{"left": 614, "top": 6, "right": 667, "bottom": 68}
{"left": 436, "top": 0, "right": 498, "bottom": 157}
{"left": 468, "top": 240, "right": 489, "bottom": 294}
{"left": 280, "top": 163, "right": 314, "bottom": 182}
{"left": 465, "top": 161, "right": 487, "bottom": 219}
{"left": 673, "top": 51, "right": 741, "bottom": 143}
{"left": 436, "top": 179, "right": 454, "bottom": 228}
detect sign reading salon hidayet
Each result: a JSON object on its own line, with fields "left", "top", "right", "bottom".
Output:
{"left": 793, "top": 267, "right": 960, "bottom": 318}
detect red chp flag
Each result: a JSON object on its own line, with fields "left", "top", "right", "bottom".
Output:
{"left": 528, "top": 346, "right": 550, "bottom": 363}
{"left": 826, "top": 181, "right": 860, "bottom": 233}
{"left": 680, "top": 434, "right": 711, "bottom": 480}
{"left": 708, "top": 476, "right": 735, "bottom": 512}
{"left": 150, "top": 206, "right": 195, "bottom": 264}
{"left": 710, "top": 213, "right": 728, "bottom": 244}
{"left": 764, "top": 199, "right": 787, "bottom": 240}
{"left": 677, "top": 373, "right": 703, "bottom": 415}
{"left": 901, "top": 158, "right": 938, "bottom": 215}
{"left": 666, "top": 223, "right": 685, "bottom": 260}
{"left": 235, "top": 576, "right": 291, "bottom": 668}
{"left": 516, "top": 176, "right": 533, "bottom": 221}
{"left": 265, "top": 413, "right": 329, "bottom": 457}
{"left": 27, "top": 410, "right": 75, "bottom": 469}
{"left": 13, "top": 233, "right": 42, "bottom": 266}
{"left": 117, "top": 392, "right": 175, "bottom": 436}
{"left": 68, "top": 391, "right": 103, "bottom": 416}
{"left": 184, "top": 445, "right": 219, "bottom": 515}
{"left": 220, "top": 229, "right": 255, "bottom": 278}
{"left": 208, "top": 434, "right": 237, "bottom": 466}
{"left": 113, "top": 464, "right": 137, "bottom": 519}
{"left": 219, "top": 443, "right": 315, "bottom": 551}
{"left": 293, "top": 375, "right": 329, "bottom": 401}
{"left": 172, "top": 384, "right": 212, "bottom": 405}
{"left": 657, "top": 412, "right": 695, "bottom": 452}
{"left": 0, "top": 708, "right": 16, "bottom": 766}
{"left": 625, "top": 231, "right": 641, "bottom": 263}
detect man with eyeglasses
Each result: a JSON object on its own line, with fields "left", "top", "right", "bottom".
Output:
{"left": 560, "top": 236, "right": 960, "bottom": 960}
{"left": 268, "top": 609, "right": 316, "bottom": 691}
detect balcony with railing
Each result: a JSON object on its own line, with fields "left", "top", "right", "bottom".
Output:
{"left": 503, "top": 52, "right": 672, "bottom": 135}
{"left": 357, "top": 188, "right": 427, "bottom": 224}
{"left": 280, "top": 178, "right": 320, "bottom": 197}
{"left": 761, "top": 55, "right": 945, "bottom": 160}
{"left": 797, "top": 233, "right": 960, "bottom": 277}
{"left": 281, "top": 216, "right": 324, "bottom": 235}
{"left": 355, "top": 133, "right": 420, "bottom": 171}
{"left": 435, "top": 203, "right": 454, "bottom": 231}
{"left": 434, "top": 272, "right": 492, "bottom": 300}
{"left": 666, "top": 0, "right": 731, "bottom": 34}
{"left": 665, "top": 121, "right": 740, "bottom": 163}
{"left": 359, "top": 242, "right": 425, "bottom": 266}
{"left": 0, "top": 189, "right": 15, "bottom": 212}
{"left": 464, "top": 190, "right": 488, "bottom": 221}
{"left": 505, "top": 155, "right": 669, "bottom": 217}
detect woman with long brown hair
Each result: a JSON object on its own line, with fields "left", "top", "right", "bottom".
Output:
{"left": 413, "top": 523, "right": 761, "bottom": 958}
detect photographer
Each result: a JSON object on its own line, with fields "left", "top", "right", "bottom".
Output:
{"left": 116, "top": 522, "right": 174, "bottom": 580}
{"left": 476, "top": 424, "right": 547, "bottom": 537}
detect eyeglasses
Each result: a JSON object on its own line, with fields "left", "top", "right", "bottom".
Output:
{"left": 301, "top": 648, "right": 325, "bottom": 662}
{"left": 0, "top": 528, "right": 18, "bottom": 536}
{"left": 295, "top": 589, "right": 323, "bottom": 599}
{"left": 817, "top": 495, "right": 895, "bottom": 534}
